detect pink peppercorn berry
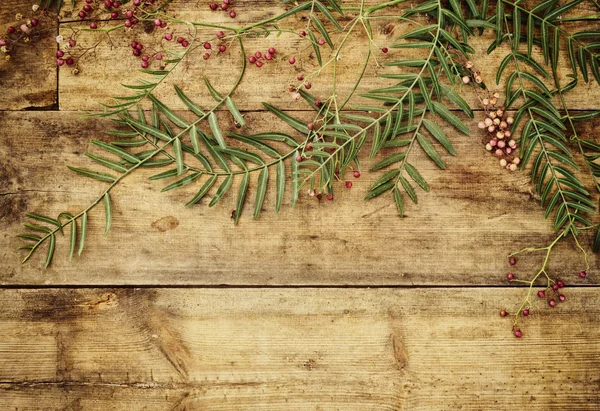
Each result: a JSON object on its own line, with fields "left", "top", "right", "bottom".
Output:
{"left": 165, "top": 33, "right": 173, "bottom": 41}
{"left": 326, "top": 194, "right": 334, "bottom": 201}
{"left": 559, "top": 294, "right": 566, "bottom": 302}
{"left": 580, "top": 271, "right": 587, "bottom": 278}
{"left": 354, "top": 171, "right": 361, "bottom": 178}
{"left": 219, "top": 45, "right": 226, "bottom": 52}
{"left": 509, "top": 257, "right": 516, "bottom": 265}
{"left": 209, "top": 2, "right": 217, "bottom": 10}
{"left": 289, "top": 57, "right": 296, "bottom": 65}
{"left": 514, "top": 329, "right": 523, "bottom": 338}
{"left": 507, "top": 273, "right": 515, "bottom": 280}
{"left": 229, "top": 11, "right": 236, "bottom": 18}
{"left": 537, "top": 290, "right": 545, "bottom": 298}
{"left": 217, "top": 30, "right": 225, "bottom": 38}
{"left": 381, "top": 47, "right": 388, "bottom": 53}
{"left": 522, "top": 308, "right": 530, "bottom": 316}
{"left": 557, "top": 280, "right": 565, "bottom": 288}
{"left": 256, "top": 61, "right": 263, "bottom": 68}
{"left": 549, "top": 299, "right": 557, "bottom": 307}
{"left": 499, "top": 310, "right": 507, "bottom": 317}
{"left": 90, "top": 22, "right": 98, "bottom": 29}
{"left": 268, "top": 47, "right": 276, "bottom": 54}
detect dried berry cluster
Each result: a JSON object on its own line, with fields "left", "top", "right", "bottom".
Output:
{"left": 208, "top": 0, "right": 237, "bottom": 19}
{"left": 1, "top": 5, "right": 47, "bottom": 62}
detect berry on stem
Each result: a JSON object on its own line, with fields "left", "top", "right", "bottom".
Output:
{"left": 580, "top": 270, "right": 587, "bottom": 278}
{"left": 537, "top": 290, "right": 545, "bottom": 298}
{"left": 507, "top": 273, "right": 515, "bottom": 280}
{"left": 509, "top": 257, "right": 516, "bottom": 265}
{"left": 514, "top": 329, "right": 523, "bottom": 338}
{"left": 522, "top": 308, "right": 529, "bottom": 316}
{"left": 549, "top": 299, "right": 557, "bottom": 307}
{"left": 289, "top": 57, "right": 296, "bottom": 64}
{"left": 354, "top": 171, "right": 361, "bottom": 178}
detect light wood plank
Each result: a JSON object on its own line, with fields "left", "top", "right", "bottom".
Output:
{"left": 57, "top": 3, "right": 600, "bottom": 111}
{"left": 0, "top": 288, "right": 599, "bottom": 410}
{"left": 0, "top": 111, "right": 597, "bottom": 285}
{"left": 0, "top": 0, "right": 57, "bottom": 110}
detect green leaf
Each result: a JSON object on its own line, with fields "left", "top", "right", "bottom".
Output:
{"left": 417, "top": 134, "right": 446, "bottom": 169}
{"left": 124, "top": 117, "right": 171, "bottom": 141}
{"left": 68, "top": 166, "right": 117, "bottom": 183}
{"left": 399, "top": 176, "right": 418, "bottom": 204}
{"left": 235, "top": 173, "right": 250, "bottom": 225}
{"left": 405, "top": 163, "right": 429, "bottom": 192}
{"left": 254, "top": 167, "right": 269, "bottom": 219}
{"left": 104, "top": 193, "right": 112, "bottom": 235}
{"left": 78, "top": 211, "right": 87, "bottom": 257}
{"left": 307, "top": 30, "right": 323, "bottom": 66}
{"left": 209, "top": 112, "right": 227, "bottom": 149}
{"left": 291, "top": 151, "right": 300, "bottom": 207}
{"left": 311, "top": 16, "right": 334, "bottom": 48}
{"left": 393, "top": 186, "right": 404, "bottom": 216}
{"left": 431, "top": 102, "right": 470, "bottom": 135}
{"left": 173, "top": 137, "right": 184, "bottom": 175}
{"left": 209, "top": 175, "right": 234, "bottom": 207}
{"left": 174, "top": 84, "right": 205, "bottom": 117}
{"left": 226, "top": 97, "right": 246, "bottom": 127}
{"left": 263, "top": 103, "right": 310, "bottom": 134}
{"left": 370, "top": 153, "right": 406, "bottom": 171}
{"left": 26, "top": 213, "right": 60, "bottom": 230}
{"left": 92, "top": 140, "right": 140, "bottom": 164}
{"left": 186, "top": 175, "right": 218, "bottom": 207}
{"left": 162, "top": 172, "right": 201, "bottom": 192}
{"left": 365, "top": 180, "right": 396, "bottom": 200}
{"left": 44, "top": 232, "right": 55, "bottom": 269}
{"left": 148, "top": 94, "right": 188, "bottom": 128}
{"left": 190, "top": 125, "right": 201, "bottom": 155}
{"left": 422, "top": 119, "right": 456, "bottom": 155}
{"left": 314, "top": 1, "right": 342, "bottom": 30}
{"left": 85, "top": 153, "right": 128, "bottom": 173}
{"left": 276, "top": 160, "right": 285, "bottom": 212}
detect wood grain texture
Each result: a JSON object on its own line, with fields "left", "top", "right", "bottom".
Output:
{"left": 57, "top": 4, "right": 600, "bottom": 111}
{"left": 0, "top": 0, "right": 57, "bottom": 110}
{"left": 0, "top": 111, "right": 597, "bottom": 285}
{"left": 0, "top": 287, "right": 599, "bottom": 410}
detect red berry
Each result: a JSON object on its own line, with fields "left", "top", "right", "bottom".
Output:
{"left": 326, "top": 194, "right": 334, "bottom": 201}
{"left": 509, "top": 257, "right": 516, "bottom": 265}
{"left": 514, "top": 329, "right": 523, "bottom": 338}
{"left": 111, "top": 11, "right": 119, "bottom": 18}
{"left": 307, "top": 123, "right": 314, "bottom": 130}
{"left": 89, "top": 22, "right": 98, "bottom": 29}
{"left": 182, "top": 40, "right": 189, "bottom": 47}
{"left": 221, "top": 3, "right": 228, "bottom": 10}
{"left": 141, "top": 61, "right": 149, "bottom": 68}
{"left": 209, "top": 2, "right": 217, "bottom": 10}
{"left": 507, "top": 273, "right": 515, "bottom": 280}
{"left": 177, "top": 37, "right": 184, "bottom": 44}
{"left": 289, "top": 57, "right": 296, "bottom": 64}
{"left": 300, "top": 30, "right": 307, "bottom": 36}
{"left": 133, "top": 0, "right": 141, "bottom": 5}
{"left": 557, "top": 280, "right": 565, "bottom": 288}
{"left": 7, "top": 26, "right": 15, "bottom": 34}
{"left": 203, "top": 52, "right": 210, "bottom": 60}
{"left": 104, "top": 0, "right": 112, "bottom": 8}
{"left": 255, "top": 51, "right": 262, "bottom": 58}
{"left": 381, "top": 47, "right": 388, "bottom": 53}
{"left": 133, "top": 49, "right": 141, "bottom": 56}
{"left": 295, "top": 155, "right": 303, "bottom": 162}
{"left": 317, "top": 38, "right": 325, "bottom": 45}
{"left": 249, "top": 56, "right": 256, "bottom": 63}
{"left": 217, "top": 30, "right": 225, "bottom": 38}
{"left": 353, "top": 171, "right": 361, "bottom": 178}
{"left": 66, "top": 57, "right": 74, "bottom": 65}
{"left": 537, "top": 290, "right": 545, "bottom": 298}
{"left": 304, "top": 82, "right": 312, "bottom": 89}
{"left": 552, "top": 284, "right": 559, "bottom": 291}
{"left": 264, "top": 53, "right": 272, "bottom": 60}
{"left": 580, "top": 271, "right": 587, "bottom": 278}
{"left": 305, "top": 145, "right": 313, "bottom": 151}
{"left": 31, "top": 18, "right": 39, "bottom": 26}
{"left": 156, "top": 53, "right": 163, "bottom": 60}
{"left": 126, "top": 10, "right": 133, "bottom": 18}
{"left": 549, "top": 299, "right": 557, "bottom": 307}
{"left": 57, "top": 50, "right": 65, "bottom": 58}
{"left": 522, "top": 308, "right": 529, "bottom": 316}
{"left": 79, "top": 10, "right": 87, "bottom": 18}
{"left": 204, "top": 42, "right": 212, "bottom": 50}
{"left": 297, "top": 74, "right": 304, "bottom": 81}
{"left": 345, "top": 181, "right": 353, "bottom": 189}
{"left": 142, "top": 55, "right": 149, "bottom": 62}
{"left": 56, "top": 58, "right": 64, "bottom": 66}
{"left": 558, "top": 294, "right": 566, "bottom": 302}
{"left": 499, "top": 310, "right": 507, "bottom": 317}
{"left": 83, "top": 5, "right": 92, "bottom": 12}
{"left": 219, "top": 45, "right": 226, "bottom": 52}
{"left": 256, "top": 60, "right": 263, "bottom": 67}
{"left": 154, "top": 19, "right": 162, "bottom": 26}
{"left": 229, "top": 11, "right": 236, "bottom": 18}
{"left": 165, "top": 33, "right": 173, "bottom": 41}
{"left": 112, "top": 1, "right": 120, "bottom": 7}
{"left": 69, "top": 39, "right": 76, "bottom": 47}
{"left": 268, "top": 47, "right": 276, "bottom": 54}
{"left": 315, "top": 100, "right": 322, "bottom": 107}
{"left": 131, "top": 41, "right": 138, "bottom": 48}
{"left": 136, "top": 43, "right": 143, "bottom": 50}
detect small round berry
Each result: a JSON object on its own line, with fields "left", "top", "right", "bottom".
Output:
{"left": 256, "top": 60, "right": 263, "bottom": 67}
{"left": 264, "top": 53, "right": 272, "bottom": 60}
{"left": 30, "top": 18, "right": 39, "bottom": 27}
{"left": 317, "top": 38, "right": 325, "bottom": 45}
{"left": 136, "top": 43, "right": 143, "bottom": 51}
{"left": 56, "top": 58, "right": 64, "bottom": 66}
{"left": 219, "top": 45, "right": 226, "bottom": 52}
{"left": 110, "top": 11, "right": 119, "bottom": 19}
{"left": 182, "top": 40, "right": 189, "bottom": 47}
{"left": 537, "top": 290, "right": 545, "bottom": 298}
{"left": 133, "top": 49, "right": 141, "bottom": 56}
{"left": 141, "top": 61, "right": 149, "bottom": 68}
{"left": 558, "top": 294, "right": 566, "bottom": 302}
{"left": 345, "top": 181, "right": 353, "bottom": 189}
{"left": 112, "top": 1, "right": 120, "bottom": 7}
{"left": 522, "top": 308, "right": 530, "bottom": 316}
{"left": 209, "top": 2, "right": 218, "bottom": 10}
{"left": 66, "top": 57, "right": 74, "bottom": 65}
{"left": 307, "top": 123, "right": 314, "bottom": 130}
{"left": 507, "top": 273, "right": 515, "bottom": 281}
{"left": 549, "top": 299, "right": 557, "bottom": 307}
{"left": 229, "top": 11, "right": 236, "bottom": 18}
{"left": 557, "top": 280, "right": 565, "bottom": 288}
{"left": 142, "top": 55, "right": 149, "bottom": 62}
{"left": 314, "top": 100, "right": 321, "bottom": 107}
{"left": 79, "top": 10, "right": 87, "bottom": 18}
{"left": 165, "top": 33, "right": 173, "bottom": 41}
{"left": 154, "top": 19, "right": 162, "bottom": 26}
{"left": 104, "top": 0, "right": 112, "bottom": 8}
{"left": 304, "top": 82, "right": 312, "bottom": 89}
{"left": 133, "top": 0, "right": 141, "bottom": 5}
{"left": 7, "top": 26, "right": 15, "bottom": 34}
{"left": 89, "top": 22, "right": 98, "bottom": 29}
{"left": 297, "top": 75, "right": 304, "bottom": 81}
{"left": 254, "top": 51, "right": 262, "bottom": 59}
{"left": 204, "top": 42, "right": 212, "bottom": 50}
{"left": 268, "top": 47, "right": 276, "bottom": 55}
{"left": 57, "top": 50, "right": 65, "bottom": 58}
{"left": 326, "top": 194, "right": 334, "bottom": 201}
{"left": 305, "top": 145, "right": 313, "bottom": 151}
{"left": 217, "top": 30, "right": 225, "bottom": 38}
{"left": 300, "top": 30, "right": 307, "bottom": 36}
{"left": 514, "top": 329, "right": 523, "bottom": 338}
{"left": 500, "top": 310, "right": 507, "bottom": 317}
{"left": 295, "top": 155, "right": 303, "bottom": 162}
{"left": 203, "top": 52, "right": 210, "bottom": 60}
{"left": 381, "top": 47, "right": 388, "bottom": 53}
{"left": 83, "top": 5, "right": 92, "bottom": 12}
{"left": 579, "top": 270, "right": 587, "bottom": 279}
{"left": 249, "top": 56, "right": 256, "bottom": 63}
{"left": 177, "top": 36, "right": 184, "bottom": 44}
{"left": 221, "top": 3, "right": 228, "bottom": 10}
{"left": 125, "top": 19, "right": 132, "bottom": 27}
{"left": 509, "top": 257, "right": 516, "bottom": 265}
{"left": 354, "top": 171, "right": 361, "bottom": 178}
{"left": 289, "top": 57, "right": 296, "bottom": 65}
{"left": 126, "top": 10, "right": 133, "bottom": 18}
{"left": 462, "top": 76, "right": 470, "bottom": 84}
{"left": 155, "top": 53, "right": 163, "bottom": 60}
{"left": 552, "top": 283, "right": 559, "bottom": 291}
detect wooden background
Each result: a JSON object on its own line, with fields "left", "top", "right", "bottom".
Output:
{"left": 1, "top": 0, "right": 599, "bottom": 409}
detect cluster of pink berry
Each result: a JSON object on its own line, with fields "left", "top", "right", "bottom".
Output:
{"left": 305, "top": 172, "right": 360, "bottom": 201}
{"left": 1, "top": 6, "right": 44, "bottom": 62}
{"left": 477, "top": 97, "right": 520, "bottom": 171}
{"left": 209, "top": 0, "right": 236, "bottom": 18}
{"left": 129, "top": 40, "right": 164, "bottom": 69}
{"left": 56, "top": 41, "right": 76, "bottom": 67}
{"left": 80, "top": 0, "right": 166, "bottom": 30}
{"left": 248, "top": 47, "right": 277, "bottom": 68}
{"left": 503, "top": 256, "right": 589, "bottom": 338}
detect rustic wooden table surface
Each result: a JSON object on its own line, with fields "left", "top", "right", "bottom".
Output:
{"left": 1, "top": 1, "right": 599, "bottom": 409}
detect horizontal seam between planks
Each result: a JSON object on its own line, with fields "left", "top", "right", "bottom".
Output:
{"left": 0, "top": 284, "right": 598, "bottom": 289}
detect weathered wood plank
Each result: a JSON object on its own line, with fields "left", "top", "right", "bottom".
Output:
{"left": 0, "top": 0, "right": 57, "bottom": 110}
{"left": 57, "top": 6, "right": 600, "bottom": 111}
{"left": 0, "top": 288, "right": 599, "bottom": 410}
{"left": 0, "top": 111, "right": 597, "bottom": 285}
